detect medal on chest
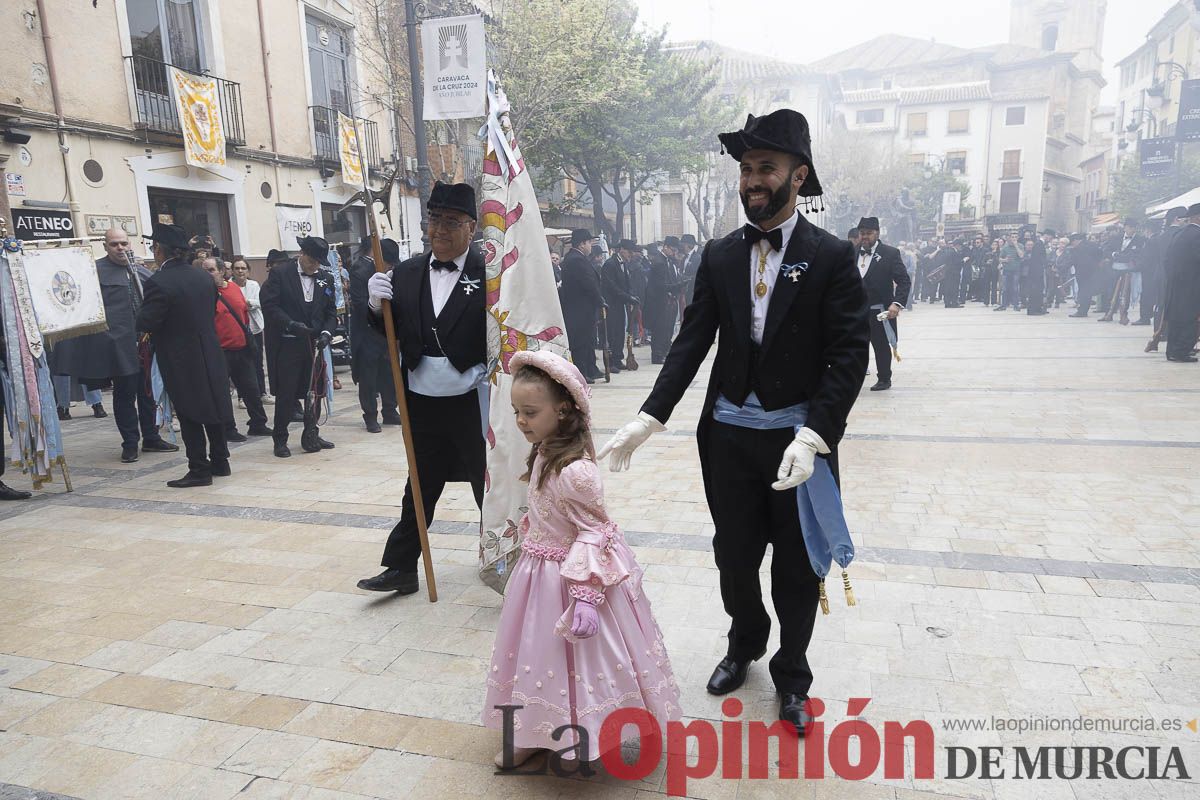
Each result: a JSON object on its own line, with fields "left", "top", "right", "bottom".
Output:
{"left": 755, "top": 243, "right": 769, "bottom": 298}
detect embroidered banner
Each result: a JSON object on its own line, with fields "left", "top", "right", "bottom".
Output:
{"left": 477, "top": 70, "right": 569, "bottom": 593}
{"left": 168, "top": 67, "right": 226, "bottom": 168}
{"left": 338, "top": 112, "right": 364, "bottom": 188}
{"left": 19, "top": 247, "right": 107, "bottom": 346}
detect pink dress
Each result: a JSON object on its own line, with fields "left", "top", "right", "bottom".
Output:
{"left": 483, "top": 455, "right": 681, "bottom": 759}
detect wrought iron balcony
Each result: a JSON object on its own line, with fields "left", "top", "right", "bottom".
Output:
{"left": 310, "top": 106, "right": 382, "bottom": 172}
{"left": 125, "top": 55, "right": 246, "bottom": 147}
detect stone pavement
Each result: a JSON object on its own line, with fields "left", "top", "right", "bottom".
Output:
{"left": 0, "top": 304, "right": 1197, "bottom": 799}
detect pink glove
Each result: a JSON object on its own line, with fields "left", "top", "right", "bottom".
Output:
{"left": 570, "top": 600, "right": 599, "bottom": 638}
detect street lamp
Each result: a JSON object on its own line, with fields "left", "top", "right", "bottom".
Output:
{"left": 1148, "top": 60, "right": 1190, "bottom": 98}
{"left": 1126, "top": 108, "right": 1159, "bottom": 138}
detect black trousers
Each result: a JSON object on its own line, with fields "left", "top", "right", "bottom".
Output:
{"left": 650, "top": 300, "right": 677, "bottom": 360}
{"left": 1140, "top": 269, "right": 1160, "bottom": 323}
{"left": 272, "top": 339, "right": 317, "bottom": 444}
{"left": 253, "top": 333, "right": 267, "bottom": 396}
{"left": 107, "top": 371, "right": 162, "bottom": 449}
{"left": 706, "top": 421, "right": 821, "bottom": 695}
{"left": 605, "top": 305, "right": 627, "bottom": 368}
{"left": 1165, "top": 298, "right": 1199, "bottom": 358}
{"left": 565, "top": 310, "right": 599, "bottom": 378}
{"left": 179, "top": 415, "right": 228, "bottom": 474}
{"left": 356, "top": 349, "right": 397, "bottom": 420}
{"left": 868, "top": 315, "right": 895, "bottom": 382}
{"left": 380, "top": 390, "right": 485, "bottom": 571}
{"left": 224, "top": 347, "right": 267, "bottom": 431}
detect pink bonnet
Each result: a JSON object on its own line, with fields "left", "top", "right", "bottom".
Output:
{"left": 509, "top": 350, "right": 592, "bottom": 423}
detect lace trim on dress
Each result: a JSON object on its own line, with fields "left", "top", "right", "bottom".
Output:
{"left": 568, "top": 583, "right": 605, "bottom": 605}
{"left": 521, "top": 539, "right": 569, "bottom": 561}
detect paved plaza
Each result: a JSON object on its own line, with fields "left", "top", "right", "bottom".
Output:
{"left": 0, "top": 304, "right": 1197, "bottom": 799}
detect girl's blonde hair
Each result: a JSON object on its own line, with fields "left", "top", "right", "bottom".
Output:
{"left": 513, "top": 364, "right": 593, "bottom": 489}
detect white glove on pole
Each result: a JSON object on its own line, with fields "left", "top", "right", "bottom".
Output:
{"left": 367, "top": 270, "right": 394, "bottom": 312}
{"left": 772, "top": 427, "right": 830, "bottom": 491}
{"left": 596, "top": 411, "right": 666, "bottom": 472}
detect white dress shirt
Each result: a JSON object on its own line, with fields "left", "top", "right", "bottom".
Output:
{"left": 240, "top": 278, "right": 264, "bottom": 334}
{"left": 747, "top": 209, "right": 800, "bottom": 344}
{"left": 429, "top": 250, "right": 469, "bottom": 315}
{"left": 297, "top": 264, "right": 316, "bottom": 303}
{"left": 857, "top": 241, "right": 877, "bottom": 278}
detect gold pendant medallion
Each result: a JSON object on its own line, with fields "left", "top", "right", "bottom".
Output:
{"left": 755, "top": 281, "right": 768, "bottom": 298}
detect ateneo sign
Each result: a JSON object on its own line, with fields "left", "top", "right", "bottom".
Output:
{"left": 12, "top": 208, "right": 75, "bottom": 241}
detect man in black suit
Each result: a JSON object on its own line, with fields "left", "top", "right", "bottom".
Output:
{"left": 602, "top": 240, "right": 641, "bottom": 373}
{"left": 646, "top": 237, "right": 686, "bottom": 363}
{"left": 349, "top": 237, "right": 401, "bottom": 433}
{"left": 1099, "top": 218, "right": 1149, "bottom": 324}
{"left": 679, "top": 233, "right": 703, "bottom": 304}
{"left": 1164, "top": 203, "right": 1200, "bottom": 362}
{"left": 599, "top": 110, "right": 868, "bottom": 736}
{"left": 136, "top": 223, "right": 234, "bottom": 488}
{"left": 357, "top": 182, "right": 488, "bottom": 594}
{"left": 855, "top": 216, "right": 910, "bottom": 391}
{"left": 559, "top": 229, "right": 602, "bottom": 382}
{"left": 261, "top": 236, "right": 338, "bottom": 457}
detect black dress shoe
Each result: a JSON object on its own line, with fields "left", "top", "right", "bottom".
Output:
{"left": 92, "top": 403, "right": 108, "bottom": 418}
{"left": 584, "top": 376, "right": 596, "bottom": 385}
{"left": 705, "top": 649, "right": 765, "bottom": 695}
{"left": 57, "top": 406, "right": 71, "bottom": 420}
{"left": 365, "top": 418, "right": 382, "bottom": 433}
{"left": 274, "top": 443, "right": 292, "bottom": 458}
{"left": 0, "top": 481, "right": 31, "bottom": 501}
{"left": 317, "top": 437, "right": 335, "bottom": 450}
{"left": 381, "top": 412, "right": 403, "bottom": 426}
{"left": 357, "top": 569, "right": 419, "bottom": 594}
{"left": 1167, "top": 354, "right": 1198, "bottom": 363}
{"left": 869, "top": 380, "right": 892, "bottom": 391}
{"left": 247, "top": 425, "right": 274, "bottom": 437}
{"left": 166, "top": 470, "right": 212, "bottom": 488}
{"left": 142, "top": 439, "right": 180, "bottom": 453}
{"left": 120, "top": 446, "right": 139, "bottom": 464}
{"left": 226, "top": 431, "right": 248, "bottom": 443}
{"left": 778, "top": 693, "right": 811, "bottom": 737}
{"left": 211, "top": 460, "right": 231, "bottom": 477}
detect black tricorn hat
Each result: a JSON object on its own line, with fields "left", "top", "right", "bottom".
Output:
{"left": 1187, "top": 203, "right": 1200, "bottom": 217}
{"left": 663, "top": 236, "right": 681, "bottom": 248}
{"left": 857, "top": 216, "right": 880, "bottom": 231}
{"left": 380, "top": 238, "right": 401, "bottom": 264}
{"left": 428, "top": 181, "right": 477, "bottom": 221}
{"left": 616, "top": 239, "right": 639, "bottom": 251}
{"left": 680, "top": 233, "right": 697, "bottom": 245}
{"left": 266, "top": 248, "right": 289, "bottom": 264}
{"left": 143, "top": 221, "right": 190, "bottom": 250}
{"left": 297, "top": 236, "right": 329, "bottom": 263}
{"left": 570, "top": 228, "right": 595, "bottom": 246}
{"left": 718, "top": 109, "right": 822, "bottom": 199}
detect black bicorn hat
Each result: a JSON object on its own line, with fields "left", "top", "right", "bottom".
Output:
{"left": 143, "top": 221, "right": 190, "bottom": 251}
{"left": 570, "top": 228, "right": 595, "bottom": 246}
{"left": 379, "top": 238, "right": 401, "bottom": 264}
{"left": 428, "top": 181, "right": 478, "bottom": 221}
{"left": 856, "top": 216, "right": 880, "bottom": 231}
{"left": 1186, "top": 202, "right": 1200, "bottom": 218}
{"left": 718, "top": 109, "right": 823, "bottom": 203}
{"left": 662, "top": 236, "right": 681, "bottom": 249}
{"left": 297, "top": 236, "right": 329, "bottom": 263}
{"left": 266, "top": 248, "right": 289, "bottom": 264}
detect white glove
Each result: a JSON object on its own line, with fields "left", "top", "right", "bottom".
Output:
{"left": 367, "top": 270, "right": 394, "bottom": 312}
{"left": 772, "top": 427, "right": 829, "bottom": 491}
{"left": 596, "top": 411, "right": 665, "bottom": 472}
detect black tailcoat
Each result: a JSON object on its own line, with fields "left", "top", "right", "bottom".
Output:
{"left": 135, "top": 258, "right": 233, "bottom": 425}
{"left": 861, "top": 242, "right": 911, "bottom": 308}
{"left": 260, "top": 260, "right": 338, "bottom": 396}
{"left": 348, "top": 252, "right": 388, "bottom": 382}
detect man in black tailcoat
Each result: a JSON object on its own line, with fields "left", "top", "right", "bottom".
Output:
{"left": 349, "top": 237, "right": 401, "bottom": 433}
{"left": 135, "top": 223, "right": 233, "bottom": 488}
{"left": 855, "top": 216, "right": 910, "bottom": 391}
{"left": 559, "top": 229, "right": 603, "bottom": 382}
{"left": 646, "top": 237, "right": 686, "bottom": 363}
{"left": 261, "top": 236, "right": 338, "bottom": 457}
{"left": 599, "top": 110, "right": 868, "bottom": 736}
{"left": 1164, "top": 203, "right": 1200, "bottom": 363}
{"left": 357, "top": 182, "right": 488, "bottom": 595}
{"left": 602, "top": 240, "right": 641, "bottom": 373}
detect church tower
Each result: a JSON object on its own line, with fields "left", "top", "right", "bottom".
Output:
{"left": 1009, "top": 0, "right": 1107, "bottom": 75}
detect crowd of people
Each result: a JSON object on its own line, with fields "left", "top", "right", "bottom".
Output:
{"left": 845, "top": 207, "right": 1200, "bottom": 362}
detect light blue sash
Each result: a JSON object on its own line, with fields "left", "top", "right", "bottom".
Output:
{"left": 712, "top": 392, "right": 854, "bottom": 579}
{"left": 408, "top": 358, "right": 490, "bottom": 436}
{"left": 869, "top": 304, "right": 899, "bottom": 350}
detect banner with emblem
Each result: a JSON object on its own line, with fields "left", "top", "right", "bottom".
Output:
{"left": 168, "top": 67, "right": 226, "bottom": 168}
{"left": 18, "top": 247, "right": 107, "bottom": 345}
{"left": 477, "top": 70, "right": 569, "bottom": 593}
{"left": 337, "top": 112, "right": 364, "bottom": 187}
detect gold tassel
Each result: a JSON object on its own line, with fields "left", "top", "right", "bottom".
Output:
{"left": 818, "top": 580, "right": 830, "bottom": 615}
{"left": 892, "top": 346, "right": 902, "bottom": 363}
{"left": 842, "top": 570, "right": 856, "bottom": 607}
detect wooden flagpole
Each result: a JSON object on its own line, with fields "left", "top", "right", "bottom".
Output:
{"left": 349, "top": 118, "right": 438, "bottom": 603}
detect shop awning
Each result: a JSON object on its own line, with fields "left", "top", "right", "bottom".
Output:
{"left": 1146, "top": 186, "right": 1200, "bottom": 217}
{"left": 1089, "top": 212, "right": 1121, "bottom": 232}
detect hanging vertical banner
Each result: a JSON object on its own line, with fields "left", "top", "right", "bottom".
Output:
{"left": 337, "top": 112, "right": 364, "bottom": 187}
{"left": 1176, "top": 79, "right": 1200, "bottom": 142}
{"left": 421, "top": 14, "right": 487, "bottom": 120}
{"left": 1140, "top": 137, "right": 1177, "bottom": 177}
{"left": 168, "top": 67, "right": 226, "bottom": 168}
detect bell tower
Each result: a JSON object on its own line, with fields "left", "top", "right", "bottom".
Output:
{"left": 1009, "top": 0, "right": 1106, "bottom": 74}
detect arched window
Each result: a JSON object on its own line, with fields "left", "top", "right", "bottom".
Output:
{"left": 1042, "top": 24, "right": 1058, "bottom": 51}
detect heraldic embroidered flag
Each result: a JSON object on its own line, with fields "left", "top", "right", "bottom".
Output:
{"left": 338, "top": 112, "right": 364, "bottom": 188}
{"left": 19, "top": 247, "right": 107, "bottom": 346}
{"left": 168, "top": 67, "right": 226, "bottom": 168}
{"left": 477, "top": 70, "right": 569, "bottom": 593}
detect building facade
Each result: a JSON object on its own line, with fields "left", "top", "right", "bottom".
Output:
{"left": 1, "top": 0, "right": 429, "bottom": 268}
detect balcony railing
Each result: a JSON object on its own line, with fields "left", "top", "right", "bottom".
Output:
{"left": 125, "top": 55, "right": 246, "bottom": 147}
{"left": 310, "top": 106, "right": 382, "bottom": 172}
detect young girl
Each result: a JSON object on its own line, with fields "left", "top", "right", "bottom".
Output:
{"left": 483, "top": 351, "right": 680, "bottom": 768}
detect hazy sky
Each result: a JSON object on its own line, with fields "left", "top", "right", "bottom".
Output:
{"left": 635, "top": 0, "right": 1176, "bottom": 104}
